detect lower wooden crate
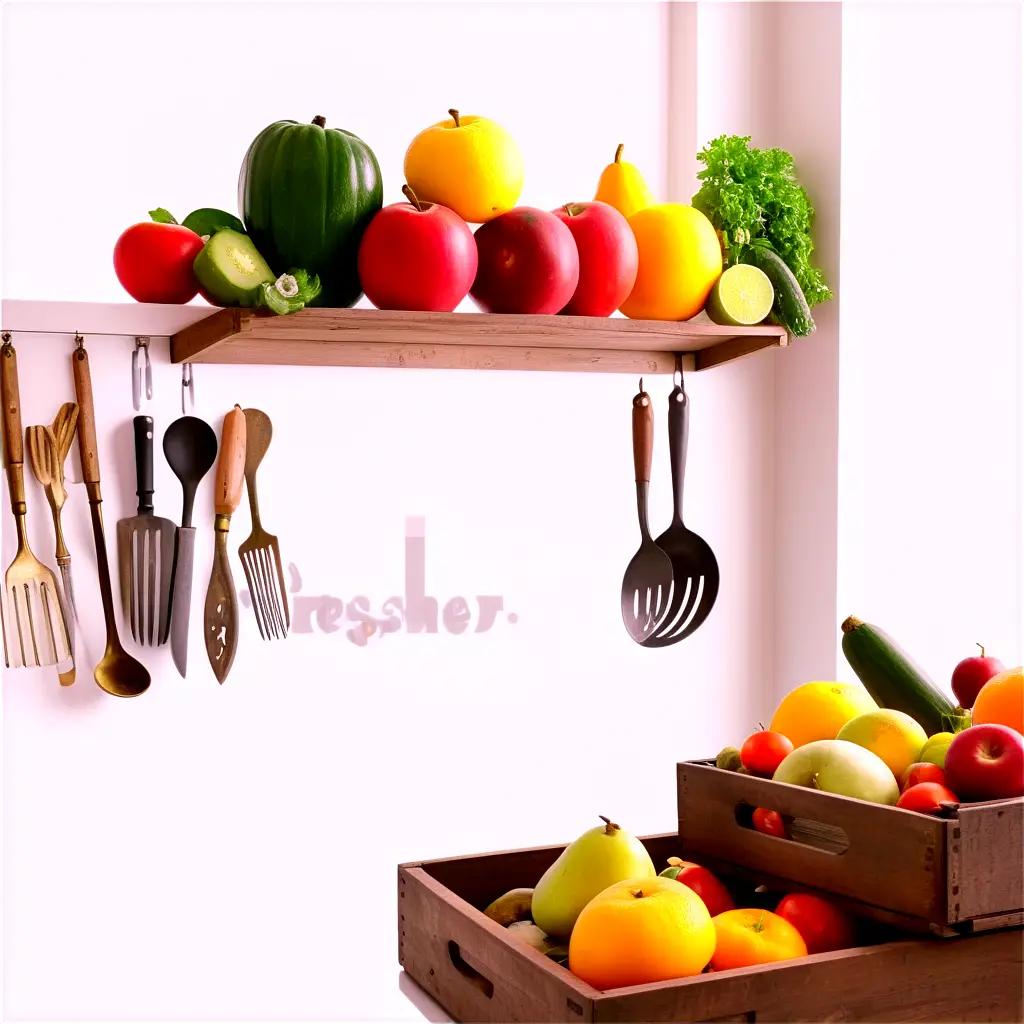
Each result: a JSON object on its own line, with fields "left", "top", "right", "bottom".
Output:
{"left": 398, "top": 833, "right": 1024, "bottom": 1023}
{"left": 677, "top": 760, "right": 1024, "bottom": 935}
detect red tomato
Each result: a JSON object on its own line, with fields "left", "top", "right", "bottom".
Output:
{"left": 896, "top": 781, "right": 960, "bottom": 815}
{"left": 776, "top": 893, "right": 857, "bottom": 954}
{"left": 740, "top": 730, "right": 794, "bottom": 776}
{"left": 114, "top": 222, "right": 204, "bottom": 303}
{"left": 752, "top": 807, "right": 787, "bottom": 838}
{"left": 661, "top": 859, "right": 735, "bottom": 917}
{"left": 900, "top": 762, "right": 947, "bottom": 792}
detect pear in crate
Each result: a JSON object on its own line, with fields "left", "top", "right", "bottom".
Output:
{"left": 531, "top": 816, "right": 655, "bottom": 940}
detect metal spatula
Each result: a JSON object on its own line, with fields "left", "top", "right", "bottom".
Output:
{"left": 643, "top": 375, "right": 719, "bottom": 646}
{"left": 116, "top": 415, "right": 176, "bottom": 645}
{"left": 1, "top": 335, "right": 73, "bottom": 671}
{"left": 620, "top": 380, "right": 673, "bottom": 643}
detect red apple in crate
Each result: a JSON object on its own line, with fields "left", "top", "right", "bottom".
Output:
{"left": 552, "top": 201, "right": 638, "bottom": 316}
{"left": 951, "top": 644, "right": 1005, "bottom": 710}
{"left": 900, "top": 762, "right": 947, "bottom": 792}
{"left": 945, "top": 724, "right": 1024, "bottom": 800}
{"left": 896, "top": 781, "right": 960, "bottom": 815}
{"left": 358, "top": 186, "right": 477, "bottom": 312}
{"left": 471, "top": 207, "right": 579, "bottom": 314}
{"left": 775, "top": 893, "right": 857, "bottom": 954}
{"left": 658, "top": 857, "right": 735, "bottom": 917}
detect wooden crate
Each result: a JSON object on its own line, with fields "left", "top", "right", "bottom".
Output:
{"left": 678, "top": 760, "right": 1024, "bottom": 936}
{"left": 398, "top": 833, "right": 1023, "bottom": 1023}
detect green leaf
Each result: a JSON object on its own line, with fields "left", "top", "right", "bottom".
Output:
{"left": 182, "top": 208, "right": 245, "bottom": 237}
{"left": 148, "top": 207, "right": 178, "bottom": 225}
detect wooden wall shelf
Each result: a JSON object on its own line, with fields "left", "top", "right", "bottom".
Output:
{"left": 170, "top": 308, "right": 789, "bottom": 374}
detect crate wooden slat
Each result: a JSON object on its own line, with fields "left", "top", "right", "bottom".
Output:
{"left": 678, "top": 760, "right": 1024, "bottom": 934}
{"left": 398, "top": 832, "right": 1024, "bottom": 1023}
{"left": 169, "top": 307, "right": 789, "bottom": 373}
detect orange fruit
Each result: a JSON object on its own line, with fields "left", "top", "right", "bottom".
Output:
{"left": 568, "top": 876, "right": 714, "bottom": 989}
{"left": 972, "top": 667, "right": 1024, "bottom": 734}
{"left": 769, "top": 681, "right": 878, "bottom": 748}
{"left": 620, "top": 204, "right": 722, "bottom": 321}
{"left": 711, "top": 909, "right": 808, "bottom": 970}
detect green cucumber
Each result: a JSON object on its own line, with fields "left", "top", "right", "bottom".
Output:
{"left": 182, "top": 208, "right": 245, "bottom": 238}
{"left": 193, "top": 229, "right": 275, "bottom": 307}
{"left": 741, "top": 244, "right": 815, "bottom": 337}
{"left": 841, "top": 616, "right": 964, "bottom": 735}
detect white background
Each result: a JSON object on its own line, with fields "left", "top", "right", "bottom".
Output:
{"left": 1, "top": 2, "right": 1021, "bottom": 1022}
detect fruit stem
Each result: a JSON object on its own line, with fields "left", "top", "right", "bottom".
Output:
{"left": 402, "top": 184, "right": 425, "bottom": 212}
{"left": 599, "top": 815, "right": 620, "bottom": 835}
{"left": 666, "top": 856, "right": 683, "bottom": 867}
{"left": 630, "top": 888, "right": 645, "bottom": 899}
{"left": 977, "top": 642, "right": 985, "bottom": 657}
{"left": 563, "top": 203, "right": 576, "bottom": 218}
{"left": 615, "top": 143, "right": 624, "bottom": 163}
{"left": 752, "top": 911, "right": 767, "bottom": 933}
{"left": 312, "top": 115, "right": 327, "bottom": 128}
{"left": 841, "top": 615, "right": 862, "bottom": 633}
{"left": 448, "top": 108, "right": 461, "bottom": 128}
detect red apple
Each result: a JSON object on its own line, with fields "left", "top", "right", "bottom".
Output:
{"left": 775, "top": 893, "right": 857, "bottom": 954}
{"left": 358, "top": 186, "right": 477, "bottom": 312}
{"left": 951, "top": 644, "right": 1005, "bottom": 709}
{"left": 896, "top": 781, "right": 960, "bottom": 815}
{"left": 551, "top": 201, "right": 638, "bottom": 316}
{"left": 945, "top": 723, "right": 1024, "bottom": 800}
{"left": 900, "top": 762, "right": 947, "bottom": 791}
{"left": 471, "top": 207, "right": 579, "bottom": 314}
{"left": 659, "top": 858, "right": 735, "bottom": 917}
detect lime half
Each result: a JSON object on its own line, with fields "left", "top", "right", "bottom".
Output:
{"left": 705, "top": 264, "right": 774, "bottom": 326}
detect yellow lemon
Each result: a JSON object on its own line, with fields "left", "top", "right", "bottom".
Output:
{"left": 769, "top": 681, "right": 878, "bottom": 749}
{"left": 403, "top": 109, "right": 524, "bottom": 224}
{"left": 620, "top": 204, "right": 722, "bottom": 321}
{"left": 836, "top": 709, "right": 928, "bottom": 779}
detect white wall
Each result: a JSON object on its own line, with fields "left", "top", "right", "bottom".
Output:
{"left": 839, "top": 1, "right": 1023, "bottom": 687}
{"left": 1, "top": 4, "right": 782, "bottom": 1021}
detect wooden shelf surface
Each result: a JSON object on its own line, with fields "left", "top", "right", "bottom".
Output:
{"left": 170, "top": 307, "right": 789, "bottom": 374}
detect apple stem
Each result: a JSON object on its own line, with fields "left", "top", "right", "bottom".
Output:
{"left": 841, "top": 616, "right": 863, "bottom": 633}
{"left": 402, "top": 184, "right": 425, "bottom": 212}
{"left": 563, "top": 203, "right": 576, "bottom": 218}
{"left": 615, "top": 143, "right": 625, "bottom": 163}
{"left": 312, "top": 115, "right": 326, "bottom": 128}
{"left": 599, "top": 815, "right": 620, "bottom": 835}
{"left": 977, "top": 642, "right": 985, "bottom": 657}
{"left": 630, "top": 888, "right": 645, "bottom": 899}
{"left": 448, "top": 108, "right": 461, "bottom": 128}
{"left": 752, "top": 911, "right": 767, "bottom": 933}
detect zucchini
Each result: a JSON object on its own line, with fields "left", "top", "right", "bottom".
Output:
{"left": 841, "top": 616, "right": 964, "bottom": 735}
{"left": 741, "top": 244, "right": 815, "bottom": 337}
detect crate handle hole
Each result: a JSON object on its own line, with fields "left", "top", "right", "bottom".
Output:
{"left": 734, "top": 803, "right": 850, "bottom": 854}
{"left": 447, "top": 941, "right": 495, "bottom": 999}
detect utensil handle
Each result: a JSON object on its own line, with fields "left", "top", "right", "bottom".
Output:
{"left": 72, "top": 347, "right": 101, "bottom": 487}
{"left": 214, "top": 406, "right": 246, "bottom": 516}
{"left": 668, "top": 384, "right": 689, "bottom": 520}
{"left": 133, "top": 415, "right": 155, "bottom": 515}
{"left": 632, "top": 386, "right": 654, "bottom": 483}
{"left": 1, "top": 340, "right": 26, "bottom": 507}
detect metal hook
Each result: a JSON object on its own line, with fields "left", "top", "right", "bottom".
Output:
{"left": 1, "top": 331, "right": 11, "bottom": 351}
{"left": 181, "top": 362, "right": 194, "bottom": 414}
{"left": 132, "top": 336, "right": 152, "bottom": 412}
{"left": 673, "top": 352, "right": 685, "bottom": 393}
{"left": 74, "top": 332, "right": 84, "bottom": 350}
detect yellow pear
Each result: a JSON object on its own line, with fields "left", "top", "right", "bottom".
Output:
{"left": 594, "top": 144, "right": 654, "bottom": 219}
{"left": 531, "top": 816, "right": 655, "bottom": 940}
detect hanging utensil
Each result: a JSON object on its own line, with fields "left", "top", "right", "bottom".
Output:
{"left": 238, "top": 408, "right": 290, "bottom": 639}
{"left": 116, "top": 416, "right": 176, "bottom": 646}
{"left": 644, "top": 364, "right": 720, "bottom": 646}
{"left": 1, "top": 335, "right": 73, "bottom": 674}
{"left": 204, "top": 405, "right": 246, "bottom": 683}
{"left": 163, "top": 415, "right": 218, "bottom": 677}
{"left": 620, "top": 379, "right": 674, "bottom": 643}
{"left": 71, "top": 338, "right": 150, "bottom": 697}
{"left": 132, "top": 337, "right": 152, "bottom": 412}
{"left": 26, "top": 422, "right": 78, "bottom": 683}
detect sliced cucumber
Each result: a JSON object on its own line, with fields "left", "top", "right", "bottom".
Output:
{"left": 183, "top": 208, "right": 245, "bottom": 238}
{"left": 193, "top": 229, "right": 275, "bottom": 307}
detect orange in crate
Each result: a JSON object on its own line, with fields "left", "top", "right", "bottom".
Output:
{"left": 711, "top": 909, "right": 808, "bottom": 970}
{"left": 972, "top": 667, "right": 1024, "bottom": 734}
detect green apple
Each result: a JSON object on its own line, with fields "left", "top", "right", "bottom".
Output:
{"left": 919, "top": 732, "right": 956, "bottom": 767}
{"left": 773, "top": 739, "right": 899, "bottom": 805}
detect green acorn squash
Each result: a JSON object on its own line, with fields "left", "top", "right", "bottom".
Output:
{"left": 238, "top": 115, "right": 383, "bottom": 307}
